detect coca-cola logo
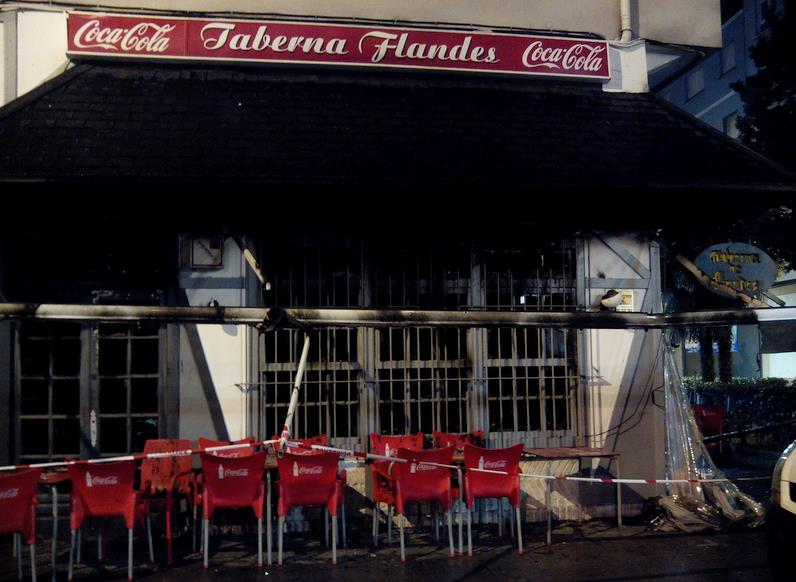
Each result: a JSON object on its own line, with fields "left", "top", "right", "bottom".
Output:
{"left": 410, "top": 462, "right": 437, "bottom": 473}
{"left": 483, "top": 459, "right": 508, "bottom": 470}
{"left": 0, "top": 488, "right": 19, "bottom": 500}
{"left": 298, "top": 466, "right": 323, "bottom": 476}
{"left": 86, "top": 475, "right": 119, "bottom": 487}
{"left": 220, "top": 468, "right": 249, "bottom": 479}
{"left": 73, "top": 19, "right": 175, "bottom": 53}
{"left": 522, "top": 41, "right": 606, "bottom": 73}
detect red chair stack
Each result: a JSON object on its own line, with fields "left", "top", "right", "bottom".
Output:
{"left": 463, "top": 443, "right": 524, "bottom": 556}
{"left": 0, "top": 468, "right": 41, "bottom": 581}
{"left": 139, "top": 439, "right": 193, "bottom": 566}
{"left": 199, "top": 451, "right": 267, "bottom": 570}
{"left": 67, "top": 460, "right": 153, "bottom": 581}
{"left": 275, "top": 451, "right": 342, "bottom": 565}
{"left": 391, "top": 446, "right": 457, "bottom": 562}
{"left": 369, "top": 432, "right": 423, "bottom": 547}
{"left": 432, "top": 430, "right": 485, "bottom": 449}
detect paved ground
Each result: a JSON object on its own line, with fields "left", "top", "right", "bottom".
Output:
{"left": 0, "top": 519, "right": 774, "bottom": 581}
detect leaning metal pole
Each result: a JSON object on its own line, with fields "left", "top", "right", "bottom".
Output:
{"left": 1, "top": 303, "right": 796, "bottom": 328}
{"left": 278, "top": 334, "right": 311, "bottom": 457}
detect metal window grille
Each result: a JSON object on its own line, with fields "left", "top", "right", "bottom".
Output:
{"left": 16, "top": 322, "right": 82, "bottom": 463}
{"left": 258, "top": 328, "right": 360, "bottom": 447}
{"left": 96, "top": 323, "right": 160, "bottom": 455}
{"left": 485, "top": 327, "right": 578, "bottom": 445}
{"left": 376, "top": 327, "right": 469, "bottom": 435}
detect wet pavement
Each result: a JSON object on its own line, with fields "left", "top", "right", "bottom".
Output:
{"left": 0, "top": 519, "right": 774, "bottom": 581}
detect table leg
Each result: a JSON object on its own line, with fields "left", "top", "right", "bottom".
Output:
{"left": 51, "top": 486, "right": 58, "bottom": 582}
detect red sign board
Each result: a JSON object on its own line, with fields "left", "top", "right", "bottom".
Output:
{"left": 66, "top": 12, "right": 611, "bottom": 80}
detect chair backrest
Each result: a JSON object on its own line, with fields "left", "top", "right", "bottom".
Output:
{"left": 391, "top": 447, "right": 456, "bottom": 512}
{"left": 463, "top": 443, "right": 523, "bottom": 506}
{"left": 275, "top": 451, "right": 340, "bottom": 514}
{"left": 140, "top": 439, "right": 193, "bottom": 494}
{"left": 198, "top": 436, "right": 255, "bottom": 458}
{"left": 0, "top": 468, "right": 42, "bottom": 541}
{"left": 68, "top": 460, "right": 136, "bottom": 518}
{"left": 200, "top": 451, "right": 266, "bottom": 510}
{"left": 692, "top": 404, "right": 726, "bottom": 436}
{"left": 370, "top": 432, "right": 424, "bottom": 457}
{"left": 432, "top": 430, "right": 485, "bottom": 449}
{"left": 271, "top": 434, "right": 328, "bottom": 455}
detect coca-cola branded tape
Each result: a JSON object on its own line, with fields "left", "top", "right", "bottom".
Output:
{"left": 67, "top": 12, "right": 610, "bottom": 80}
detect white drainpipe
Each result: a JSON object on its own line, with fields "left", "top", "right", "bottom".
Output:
{"left": 619, "top": 0, "right": 633, "bottom": 43}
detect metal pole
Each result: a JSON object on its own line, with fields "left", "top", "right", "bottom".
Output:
{"left": 279, "top": 334, "right": 310, "bottom": 456}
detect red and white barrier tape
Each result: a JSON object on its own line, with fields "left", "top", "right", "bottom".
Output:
{"left": 0, "top": 439, "right": 280, "bottom": 473}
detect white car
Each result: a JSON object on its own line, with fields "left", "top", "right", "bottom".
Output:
{"left": 769, "top": 440, "right": 796, "bottom": 580}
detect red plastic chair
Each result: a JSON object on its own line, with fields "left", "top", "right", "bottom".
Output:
{"left": 139, "top": 439, "right": 193, "bottom": 566}
{"left": 0, "top": 468, "right": 41, "bottom": 581}
{"left": 463, "top": 443, "right": 524, "bottom": 556}
{"left": 368, "top": 433, "right": 424, "bottom": 547}
{"left": 271, "top": 433, "right": 328, "bottom": 455}
{"left": 432, "top": 431, "right": 485, "bottom": 449}
{"left": 199, "top": 451, "right": 267, "bottom": 570}
{"left": 193, "top": 436, "right": 256, "bottom": 552}
{"left": 275, "top": 451, "right": 342, "bottom": 565}
{"left": 67, "top": 460, "right": 153, "bottom": 581}
{"left": 270, "top": 434, "right": 346, "bottom": 548}
{"left": 391, "top": 446, "right": 457, "bottom": 562}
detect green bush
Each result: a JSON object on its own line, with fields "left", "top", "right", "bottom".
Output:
{"left": 684, "top": 377, "right": 796, "bottom": 450}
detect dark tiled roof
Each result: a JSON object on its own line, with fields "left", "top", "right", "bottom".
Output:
{"left": 0, "top": 62, "right": 793, "bottom": 190}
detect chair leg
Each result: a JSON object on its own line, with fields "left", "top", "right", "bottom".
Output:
{"left": 192, "top": 505, "right": 197, "bottom": 553}
{"left": 17, "top": 534, "right": 22, "bottom": 580}
{"left": 12, "top": 532, "right": 17, "bottom": 560}
{"left": 203, "top": 519, "right": 209, "bottom": 570}
{"left": 166, "top": 507, "right": 173, "bottom": 566}
{"left": 433, "top": 505, "right": 439, "bottom": 541}
{"left": 516, "top": 506, "right": 523, "bottom": 555}
{"left": 447, "top": 510, "right": 454, "bottom": 558}
{"left": 76, "top": 529, "right": 81, "bottom": 565}
{"left": 509, "top": 502, "right": 515, "bottom": 539}
{"left": 331, "top": 515, "right": 337, "bottom": 566}
{"left": 372, "top": 503, "right": 380, "bottom": 548}
{"left": 324, "top": 508, "right": 329, "bottom": 548}
{"left": 277, "top": 516, "right": 284, "bottom": 566}
{"left": 467, "top": 508, "right": 473, "bottom": 557}
{"left": 146, "top": 516, "right": 154, "bottom": 563}
{"left": 257, "top": 517, "right": 263, "bottom": 568}
{"left": 387, "top": 506, "right": 392, "bottom": 543}
{"left": 341, "top": 503, "right": 347, "bottom": 548}
{"left": 127, "top": 528, "right": 134, "bottom": 582}
{"left": 97, "top": 523, "right": 103, "bottom": 563}
{"left": 267, "top": 472, "right": 272, "bottom": 566}
{"left": 498, "top": 501, "right": 503, "bottom": 538}
{"left": 30, "top": 543, "right": 36, "bottom": 582}
{"left": 199, "top": 517, "right": 205, "bottom": 555}
{"left": 67, "top": 530, "right": 75, "bottom": 582}
{"left": 399, "top": 514, "right": 405, "bottom": 563}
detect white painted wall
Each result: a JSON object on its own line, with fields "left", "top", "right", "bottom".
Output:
{"left": 583, "top": 234, "right": 665, "bottom": 504}
{"left": 179, "top": 237, "right": 252, "bottom": 443}
{"left": 16, "top": 10, "right": 68, "bottom": 97}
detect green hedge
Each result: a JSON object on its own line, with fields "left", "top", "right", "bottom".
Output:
{"left": 684, "top": 377, "right": 796, "bottom": 449}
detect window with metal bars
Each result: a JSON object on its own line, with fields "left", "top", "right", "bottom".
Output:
{"left": 485, "top": 328, "right": 578, "bottom": 436}
{"left": 258, "top": 328, "right": 360, "bottom": 443}
{"left": 15, "top": 321, "right": 162, "bottom": 462}
{"left": 376, "top": 327, "right": 469, "bottom": 435}
{"left": 16, "top": 322, "right": 82, "bottom": 463}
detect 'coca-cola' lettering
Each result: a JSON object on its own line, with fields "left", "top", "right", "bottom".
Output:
{"left": 298, "top": 466, "right": 323, "bottom": 476}
{"left": 0, "top": 488, "right": 20, "bottom": 500}
{"left": 86, "top": 475, "right": 119, "bottom": 487}
{"left": 73, "top": 19, "right": 175, "bottom": 53}
{"left": 522, "top": 40, "right": 606, "bottom": 73}
{"left": 223, "top": 468, "right": 250, "bottom": 478}
{"left": 483, "top": 459, "right": 508, "bottom": 470}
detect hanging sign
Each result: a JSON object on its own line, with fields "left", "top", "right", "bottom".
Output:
{"left": 66, "top": 12, "right": 611, "bottom": 80}
{"left": 693, "top": 242, "right": 777, "bottom": 299}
